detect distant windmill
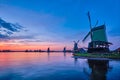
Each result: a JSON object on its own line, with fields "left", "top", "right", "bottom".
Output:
{"left": 73, "top": 40, "right": 79, "bottom": 53}
{"left": 47, "top": 47, "right": 50, "bottom": 52}
{"left": 82, "top": 12, "right": 112, "bottom": 53}
{"left": 63, "top": 47, "right": 66, "bottom": 52}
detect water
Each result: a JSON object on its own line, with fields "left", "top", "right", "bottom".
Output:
{"left": 0, "top": 52, "right": 120, "bottom": 80}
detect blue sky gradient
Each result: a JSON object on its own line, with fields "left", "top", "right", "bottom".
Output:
{"left": 0, "top": 0, "right": 120, "bottom": 50}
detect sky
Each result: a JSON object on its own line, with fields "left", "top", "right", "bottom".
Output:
{"left": 0, "top": 0, "right": 120, "bottom": 50}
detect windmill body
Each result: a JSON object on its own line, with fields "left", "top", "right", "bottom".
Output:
{"left": 83, "top": 12, "right": 112, "bottom": 53}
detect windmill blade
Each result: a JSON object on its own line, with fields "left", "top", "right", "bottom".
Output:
{"left": 82, "top": 31, "right": 90, "bottom": 42}
{"left": 94, "top": 20, "right": 98, "bottom": 27}
{"left": 87, "top": 11, "right": 93, "bottom": 41}
{"left": 77, "top": 40, "right": 79, "bottom": 43}
{"left": 87, "top": 11, "right": 92, "bottom": 29}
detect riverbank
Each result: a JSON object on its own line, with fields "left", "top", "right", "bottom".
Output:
{"left": 73, "top": 53, "right": 120, "bottom": 59}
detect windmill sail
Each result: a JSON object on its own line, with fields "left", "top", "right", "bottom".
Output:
{"left": 83, "top": 25, "right": 108, "bottom": 42}
{"left": 82, "top": 31, "right": 90, "bottom": 42}
{"left": 87, "top": 12, "right": 93, "bottom": 41}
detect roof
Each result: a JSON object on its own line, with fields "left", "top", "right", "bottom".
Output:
{"left": 91, "top": 25, "right": 105, "bottom": 32}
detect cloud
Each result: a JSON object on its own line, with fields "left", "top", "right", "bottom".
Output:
{"left": 0, "top": 4, "right": 67, "bottom": 42}
{"left": 0, "top": 18, "right": 24, "bottom": 39}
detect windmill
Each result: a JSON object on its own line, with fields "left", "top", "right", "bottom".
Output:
{"left": 63, "top": 47, "right": 66, "bottom": 52}
{"left": 73, "top": 40, "right": 79, "bottom": 53}
{"left": 47, "top": 47, "right": 50, "bottom": 52}
{"left": 82, "top": 12, "right": 112, "bottom": 53}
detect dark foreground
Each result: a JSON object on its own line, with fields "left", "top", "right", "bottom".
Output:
{"left": 0, "top": 52, "right": 120, "bottom": 80}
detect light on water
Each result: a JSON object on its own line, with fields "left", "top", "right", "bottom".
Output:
{"left": 0, "top": 52, "right": 120, "bottom": 80}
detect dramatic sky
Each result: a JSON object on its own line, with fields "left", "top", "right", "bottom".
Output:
{"left": 0, "top": 0, "right": 120, "bottom": 50}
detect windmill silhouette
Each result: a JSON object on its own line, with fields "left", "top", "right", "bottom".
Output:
{"left": 73, "top": 40, "right": 79, "bottom": 53}
{"left": 82, "top": 12, "right": 112, "bottom": 53}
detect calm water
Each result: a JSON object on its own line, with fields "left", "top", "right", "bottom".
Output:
{"left": 0, "top": 52, "right": 120, "bottom": 80}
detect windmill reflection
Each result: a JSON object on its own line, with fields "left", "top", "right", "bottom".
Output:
{"left": 88, "top": 59, "right": 109, "bottom": 80}
{"left": 74, "top": 57, "right": 78, "bottom": 65}
{"left": 63, "top": 52, "right": 66, "bottom": 57}
{"left": 47, "top": 52, "right": 50, "bottom": 61}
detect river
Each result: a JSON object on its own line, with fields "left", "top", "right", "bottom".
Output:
{"left": 0, "top": 52, "right": 120, "bottom": 80}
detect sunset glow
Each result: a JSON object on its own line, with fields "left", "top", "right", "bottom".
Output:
{"left": 0, "top": 0, "right": 119, "bottom": 50}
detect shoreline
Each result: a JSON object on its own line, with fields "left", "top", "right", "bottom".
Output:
{"left": 73, "top": 53, "right": 120, "bottom": 59}
{"left": 72, "top": 56, "right": 119, "bottom": 60}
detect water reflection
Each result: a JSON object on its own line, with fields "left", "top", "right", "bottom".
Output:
{"left": 0, "top": 52, "right": 119, "bottom": 80}
{"left": 63, "top": 52, "right": 66, "bottom": 57}
{"left": 88, "top": 59, "right": 109, "bottom": 80}
{"left": 47, "top": 52, "right": 50, "bottom": 61}
{"left": 74, "top": 58, "right": 78, "bottom": 65}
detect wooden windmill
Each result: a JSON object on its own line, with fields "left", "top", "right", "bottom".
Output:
{"left": 82, "top": 12, "right": 112, "bottom": 53}
{"left": 73, "top": 40, "right": 79, "bottom": 53}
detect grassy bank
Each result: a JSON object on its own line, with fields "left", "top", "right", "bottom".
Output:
{"left": 73, "top": 53, "right": 120, "bottom": 59}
